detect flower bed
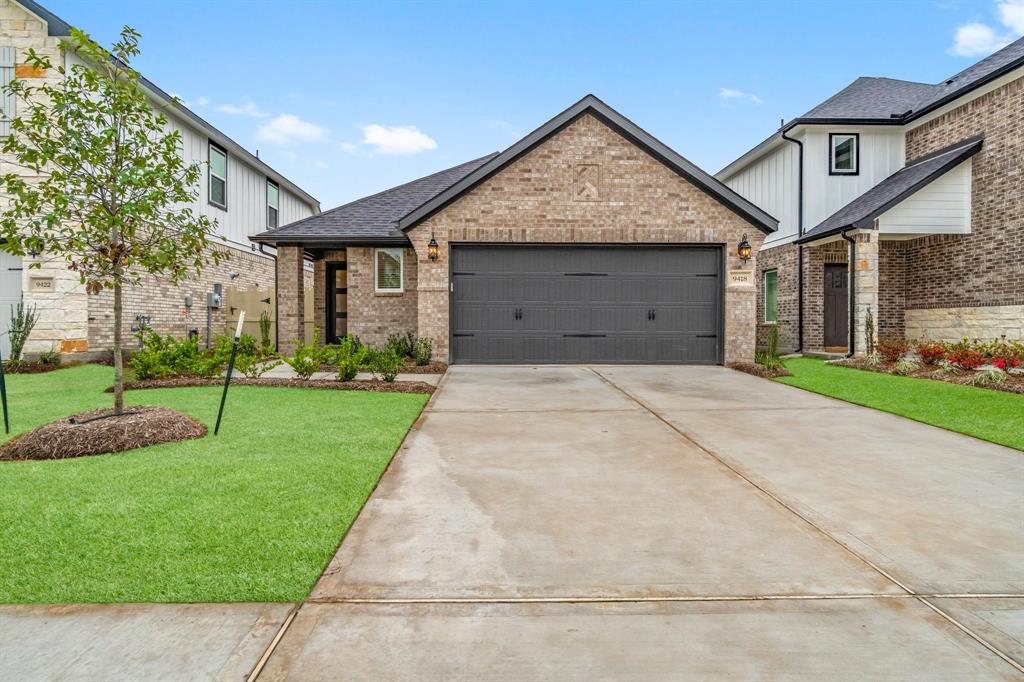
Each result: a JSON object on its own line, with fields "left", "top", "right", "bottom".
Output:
{"left": 831, "top": 356, "right": 1024, "bottom": 395}
{"left": 727, "top": 361, "right": 792, "bottom": 379}
{"left": 109, "top": 376, "right": 436, "bottom": 394}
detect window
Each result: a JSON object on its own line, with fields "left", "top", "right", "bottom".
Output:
{"left": 208, "top": 142, "right": 227, "bottom": 208}
{"left": 266, "top": 179, "right": 279, "bottom": 228}
{"left": 829, "top": 133, "right": 858, "bottom": 175}
{"left": 375, "top": 248, "right": 404, "bottom": 292}
{"left": 764, "top": 270, "right": 778, "bottom": 323}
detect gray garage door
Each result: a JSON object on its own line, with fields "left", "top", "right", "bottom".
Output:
{"left": 450, "top": 245, "right": 722, "bottom": 364}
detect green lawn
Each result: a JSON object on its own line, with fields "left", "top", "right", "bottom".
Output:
{"left": 777, "top": 358, "right": 1024, "bottom": 451}
{"left": 0, "top": 364, "right": 427, "bottom": 603}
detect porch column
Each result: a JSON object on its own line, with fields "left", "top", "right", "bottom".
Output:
{"left": 277, "top": 245, "right": 305, "bottom": 356}
{"left": 853, "top": 231, "right": 879, "bottom": 356}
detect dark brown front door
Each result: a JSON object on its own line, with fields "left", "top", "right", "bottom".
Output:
{"left": 823, "top": 264, "right": 848, "bottom": 349}
{"left": 326, "top": 263, "right": 347, "bottom": 344}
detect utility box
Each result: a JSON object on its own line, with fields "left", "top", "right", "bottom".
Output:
{"left": 207, "top": 291, "right": 222, "bottom": 309}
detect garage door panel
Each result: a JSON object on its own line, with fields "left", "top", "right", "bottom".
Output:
{"left": 450, "top": 246, "right": 722, "bottom": 364}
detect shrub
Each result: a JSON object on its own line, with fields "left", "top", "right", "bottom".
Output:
{"left": 386, "top": 331, "right": 417, "bottom": 359}
{"left": 970, "top": 367, "right": 1007, "bottom": 387}
{"left": 755, "top": 351, "right": 783, "bottom": 371}
{"left": 412, "top": 337, "right": 433, "bottom": 366}
{"left": 915, "top": 340, "right": 946, "bottom": 366}
{"left": 373, "top": 348, "right": 403, "bottom": 382}
{"left": 8, "top": 301, "right": 40, "bottom": 362}
{"left": 864, "top": 308, "right": 876, "bottom": 357}
{"left": 334, "top": 336, "right": 366, "bottom": 381}
{"left": 259, "top": 311, "right": 273, "bottom": 351}
{"left": 235, "top": 354, "right": 281, "bottom": 380}
{"left": 282, "top": 329, "right": 326, "bottom": 380}
{"left": 39, "top": 347, "right": 61, "bottom": 367}
{"left": 130, "top": 330, "right": 205, "bottom": 379}
{"left": 946, "top": 338, "right": 985, "bottom": 370}
{"left": 876, "top": 336, "right": 909, "bottom": 363}
{"left": 893, "top": 358, "right": 920, "bottom": 376}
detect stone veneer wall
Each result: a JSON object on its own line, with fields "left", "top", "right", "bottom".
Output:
{"left": 906, "top": 305, "right": 1024, "bottom": 341}
{"left": 405, "top": 113, "right": 767, "bottom": 363}
{"left": 345, "top": 246, "right": 418, "bottom": 348}
{"left": 902, "top": 75, "right": 1023, "bottom": 332}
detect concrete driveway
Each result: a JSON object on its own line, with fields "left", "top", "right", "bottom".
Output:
{"left": 261, "top": 365, "right": 1024, "bottom": 680}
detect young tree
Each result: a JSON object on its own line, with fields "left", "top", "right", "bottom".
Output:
{"left": 0, "top": 27, "right": 223, "bottom": 414}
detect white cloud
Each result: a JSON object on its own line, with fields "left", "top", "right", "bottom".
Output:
{"left": 719, "top": 87, "right": 763, "bottom": 105}
{"left": 216, "top": 101, "right": 268, "bottom": 118}
{"left": 256, "top": 114, "right": 328, "bottom": 146}
{"left": 359, "top": 124, "right": 437, "bottom": 155}
{"left": 338, "top": 141, "right": 358, "bottom": 153}
{"left": 311, "top": 160, "right": 329, "bottom": 169}
{"left": 949, "top": 1, "right": 1023, "bottom": 56}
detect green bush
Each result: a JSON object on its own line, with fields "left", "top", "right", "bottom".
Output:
{"left": 756, "top": 326, "right": 782, "bottom": 370}
{"left": 130, "top": 330, "right": 205, "bottom": 379}
{"left": 8, "top": 301, "right": 40, "bottom": 362}
{"left": 259, "top": 311, "right": 273, "bottom": 351}
{"left": 373, "top": 348, "right": 403, "bottom": 382}
{"left": 412, "top": 337, "right": 432, "bottom": 366}
{"left": 334, "top": 335, "right": 366, "bottom": 382}
{"left": 39, "top": 347, "right": 61, "bottom": 367}
{"left": 235, "top": 353, "right": 281, "bottom": 379}
{"left": 386, "top": 331, "right": 417, "bottom": 358}
{"left": 283, "top": 329, "right": 327, "bottom": 380}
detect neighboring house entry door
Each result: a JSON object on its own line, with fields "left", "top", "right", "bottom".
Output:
{"left": 326, "top": 262, "right": 347, "bottom": 344}
{"left": 823, "top": 264, "right": 848, "bottom": 350}
{"left": 449, "top": 245, "right": 723, "bottom": 364}
{"left": 0, "top": 252, "right": 22, "bottom": 358}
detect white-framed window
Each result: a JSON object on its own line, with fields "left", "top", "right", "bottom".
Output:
{"left": 266, "top": 179, "right": 279, "bottom": 228}
{"left": 208, "top": 142, "right": 227, "bottom": 209}
{"left": 764, "top": 269, "right": 778, "bottom": 323}
{"left": 374, "top": 248, "right": 404, "bottom": 293}
{"left": 829, "top": 133, "right": 858, "bottom": 175}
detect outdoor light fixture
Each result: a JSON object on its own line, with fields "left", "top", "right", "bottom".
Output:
{"left": 738, "top": 235, "right": 752, "bottom": 263}
{"left": 427, "top": 234, "right": 439, "bottom": 261}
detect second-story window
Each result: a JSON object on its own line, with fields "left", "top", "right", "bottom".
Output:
{"left": 267, "top": 180, "right": 279, "bottom": 228}
{"left": 209, "top": 142, "right": 227, "bottom": 209}
{"left": 829, "top": 133, "right": 858, "bottom": 175}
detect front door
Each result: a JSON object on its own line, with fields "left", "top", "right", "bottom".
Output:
{"left": 823, "top": 264, "right": 848, "bottom": 350}
{"left": 326, "top": 263, "right": 347, "bottom": 344}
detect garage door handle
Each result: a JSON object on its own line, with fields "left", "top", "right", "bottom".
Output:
{"left": 696, "top": 334, "right": 717, "bottom": 338}
{"left": 563, "top": 333, "right": 606, "bottom": 338}
{"left": 564, "top": 272, "right": 608, "bottom": 277}
{"left": 648, "top": 309, "right": 656, "bottom": 320}
{"left": 514, "top": 308, "right": 522, "bottom": 320}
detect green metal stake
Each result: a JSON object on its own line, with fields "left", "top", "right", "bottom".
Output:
{"left": 0, "top": 348, "right": 8, "bottom": 434}
{"left": 214, "top": 312, "right": 244, "bottom": 436}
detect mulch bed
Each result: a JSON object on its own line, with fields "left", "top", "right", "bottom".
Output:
{"left": 0, "top": 406, "right": 207, "bottom": 461}
{"left": 727, "top": 361, "right": 792, "bottom": 379}
{"left": 108, "top": 376, "right": 436, "bottom": 394}
{"left": 3, "top": 361, "right": 65, "bottom": 374}
{"left": 316, "top": 360, "right": 448, "bottom": 375}
{"left": 830, "top": 358, "right": 1024, "bottom": 395}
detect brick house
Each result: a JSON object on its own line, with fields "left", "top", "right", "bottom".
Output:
{"left": 0, "top": 0, "right": 319, "bottom": 359}
{"left": 717, "top": 38, "right": 1023, "bottom": 355}
{"left": 253, "top": 96, "right": 777, "bottom": 364}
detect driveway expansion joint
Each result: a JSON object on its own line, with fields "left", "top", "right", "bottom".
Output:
{"left": 588, "top": 367, "right": 1024, "bottom": 676}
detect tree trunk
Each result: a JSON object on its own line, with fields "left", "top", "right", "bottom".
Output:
{"left": 113, "top": 280, "right": 124, "bottom": 415}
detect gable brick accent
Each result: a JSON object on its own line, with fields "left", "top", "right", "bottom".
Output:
{"left": 406, "top": 113, "right": 765, "bottom": 363}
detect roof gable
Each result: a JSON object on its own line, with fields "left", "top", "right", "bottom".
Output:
{"left": 398, "top": 95, "right": 777, "bottom": 234}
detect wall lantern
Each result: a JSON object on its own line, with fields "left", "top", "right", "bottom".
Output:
{"left": 737, "top": 235, "right": 752, "bottom": 263}
{"left": 427, "top": 234, "right": 439, "bottom": 261}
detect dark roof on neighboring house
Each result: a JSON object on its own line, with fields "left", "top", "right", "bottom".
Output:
{"left": 398, "top": 95, "right": 777, "bottom": 234}
{"left": 251, "top": 154, "right": 499, "bottom": 246}
{"left": 797, "top": 135, "right": 983, "bottom": 244}
{"left": 17, "top": 0, "right": 320, "bottom": 210}
{"left": 785, "top": 36, "right": 1024, "bottom": 129}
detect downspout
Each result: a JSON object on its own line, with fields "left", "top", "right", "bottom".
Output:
{"left": 840, "top": 229, "right": 856, "bottom": 357}
{"left": 258, "top": 243, "right": 278, "bottom": 350}
{"left": 780, "top": 129, "right": 804, "bottom": 352}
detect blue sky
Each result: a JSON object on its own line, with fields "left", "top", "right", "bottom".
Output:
{"left": 49, "top": 0, "right": 1024, "bottom": 209}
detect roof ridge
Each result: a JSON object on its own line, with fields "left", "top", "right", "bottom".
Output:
{"left": 257, "top": 153, "right": 499, "bottom": 237}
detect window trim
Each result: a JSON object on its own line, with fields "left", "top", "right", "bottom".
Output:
{"left": 266, "top": 178, "right": 279, "bottom": 229}
{"left": 763, "top": 269, "right": 779, "bottom": 323}
{"left": 208, "top": 141, "right": 228, "bottom": 210}
{"left": 374, "top": 247, "right": 404, "bottom": 293}
{"left": 828, "top": 132, "right": 859, "bottom": 176}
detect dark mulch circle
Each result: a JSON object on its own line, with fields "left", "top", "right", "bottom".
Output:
{"left": 0, "top": 406, "right": 208, "bottom": 462}
{"left": 727, "top": 361, "right": 792, "bottom": 379}
{"left": 108, "top": 376, "right": 436, "bottom": 394}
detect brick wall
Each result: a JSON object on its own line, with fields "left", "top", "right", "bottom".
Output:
{"left": 903, "top": 76, "right": 1023, "bottom": 313}
{"left": 407, "top": 113, "right": 767, "bottom": 363}
{"left": 878, "top": 240, "right": 907, "bottom": 338}
{"left": 755, "top": 242, "right": 799, "bottom": 353}
{"left": 803, "top": 241, "right": 849, "bottom": 352}
{"left": 345, "top": 246, "right": 418, "bottom": 347}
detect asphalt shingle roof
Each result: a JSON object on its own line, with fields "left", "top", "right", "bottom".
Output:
{"left": 797, "top": 135, "right": 983, "bottom": 243}
{"left": 252, "top": 153, "right": 499, "bottom": 245}
{"left": 792, "top": 36, "right": 1024, "bottom": 125}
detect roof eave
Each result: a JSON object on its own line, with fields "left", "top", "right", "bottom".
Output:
{"left": 906, "top": 58, "right": 1024, "bottom": 123}
{"left": 398, "top": 95, "right": 778, "bottom": 235}
{"left": 249, "top": 233, "right": 411, "bottom": 247}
